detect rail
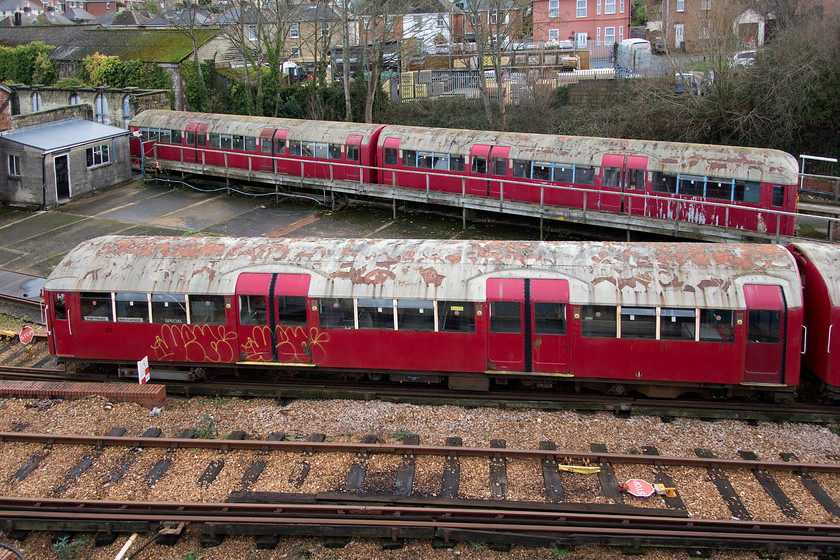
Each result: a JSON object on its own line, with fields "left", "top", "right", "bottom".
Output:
{"left": 141, "top": 141, "right": 820, "bottom": 243}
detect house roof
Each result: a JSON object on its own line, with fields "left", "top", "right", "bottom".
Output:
{"left": 291, "top": 3, "right": 339, "bottom": 22}
{"left": 63, "top": 6, "right": 95, "bottom": 21}
{"left": 144, "top": 7, "right": 213, "bottom": 27}
{"left": 36, "top": 10, "right": 75, "bottom": 24}
{"left": 0, "top": 118, "right": 129, "bottom": 153}
{"left": 0, "top": 0, "right": 43, "bottom": 12}
{"left": 48, "top": 27, "right": 220, "bottom": 63}
{"left": 211, "top": 6, "right": 265, "bottom": 25}
{"left": 92, "top": 9, "right": 151, "bottom": 25}
{"left": 0, "top": 25, "right": 86, "bottom": 47}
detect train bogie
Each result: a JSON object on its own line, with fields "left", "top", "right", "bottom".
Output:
{"left": 44, "top": 237, "right": 803, "bottom": 399}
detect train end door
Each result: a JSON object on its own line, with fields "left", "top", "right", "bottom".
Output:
{"left": 743, "top": 284, "right": 786, "bottom": 384}
{"left": 47, "top": 292, "right": 73, "bottom": 357}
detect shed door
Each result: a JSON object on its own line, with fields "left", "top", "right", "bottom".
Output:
{"left": 743, "top": 284, "right": 786, "bottom": 384}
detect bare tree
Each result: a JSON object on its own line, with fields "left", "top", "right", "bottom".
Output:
{"left": 357, "top": 0, "right": 405, "bottom": 123}
{"left": 263, "top": 0, "right": 295, "bottom": 116}
{"left": 293, "top": 1, "right": 340, "bottom": 87}
{"left": 162, "top": 1, "right": 213, "bottom": 108}
{"left": 220, "top": 0, "right": 268, "bottom": 113}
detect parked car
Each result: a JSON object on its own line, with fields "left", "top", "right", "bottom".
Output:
{"left": 731, "top": 50, "right": 757, "bottom": 67}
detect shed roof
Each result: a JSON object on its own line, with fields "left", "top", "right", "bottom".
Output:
{"left": 0, "top": 118, "right": 129, "bottom": 153}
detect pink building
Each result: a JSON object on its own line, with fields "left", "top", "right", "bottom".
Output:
{"left": 533, "top": 0, "right": 630, "bottom": 48}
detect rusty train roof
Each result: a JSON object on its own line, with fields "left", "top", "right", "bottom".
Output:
{"left": 44, "top": 236, "right": 801, "bottom": 309}
{"left": 128, "top": 110, "right": 799, "bottom": 185}
{"left": 788, "top": 241, "right": 840, "bottom": 306}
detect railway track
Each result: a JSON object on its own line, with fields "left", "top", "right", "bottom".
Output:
{"left": 1, "top": 430, "right": 840, "bottom": 553}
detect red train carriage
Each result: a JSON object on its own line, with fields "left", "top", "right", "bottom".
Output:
{"left": 787, "top": 242, "right": 840, "bottom": 395}
{"left": 128, "top": 110, "right": 799, "bottom": 237}
{"left": 43, "top": 237, "right": 802, "bottom": 398}
{"left": 129, "top": 110, "right": 385, "bottom": 184}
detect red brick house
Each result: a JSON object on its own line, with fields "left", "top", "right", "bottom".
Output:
{"left": 533, "top": 0, "right": 630, "bottom": 47}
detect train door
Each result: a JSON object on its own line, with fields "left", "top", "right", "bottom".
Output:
{"left": 345, "top": 134, "right": 363, "bottom": 182}
{"left": 273, "top": 130, "right": 288, "bottom": 174}
{"left": 273, "top": 274, "right": 312, "bottom": 363}
{"left": 259, "top": 129, "right": 275, "bottom": 172}
{"left": 624, "top": 156, "right": 648, "bottom": 215}
{"left": 184, "top": 123, "right": 201, "bottom": 163}
{"left": 236, "top": 273, "right": 273, "bottom": 362}
{"left": 530, "top": 280, "right": 570, "bottom": 373}
{"left": 382, "top": 137, "right": 400, "bottom": 186}
{"left": 487, "top": 278, "right": 525, "bottom": 371}
{"left": 601, "top": 154, "right": 648, "bottom": 213}
{"left": 468, "top": 145, "right": 492, "bottom": 196}
{"left": 743, "top": 284, "right": 786, "bottom": 384}
{"left": 48, "top": 292, "right": 73, "bottom": 357}
{"left": 487, "top": 146, "right": 511, "bottom": 200}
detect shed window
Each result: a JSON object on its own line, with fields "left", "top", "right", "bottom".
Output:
{"left": 189, "top": 295, "right": 226, "bottom": 325}
{"left": 490, "top": 301, "right": 521, "bottom": 333}
{"left": 357, "top": 298, "right": 394, "bottom": 330}
{"left": 513, "top": 159, "right": 530, "bottom": 178}
{"left": 115, "top": 292, "right": 149, "bottom": 323}
{"left": 239, "top": 295, "right": 267, "bottom": 325}
{"left": 581, "top": 305, "right": 616, "bottom": 337}
{"left": 699, "top": 309, "right": 735, "bottom": 342}
{"left": 660, "top": 308, "right": 696, "bottom": 340}
{"left": 151, "top": 294, "right": 187, "bottom": 324}
{"left": 471, "top": 156, "right": 487, "bottom": 174}
{"left": 86, "top": 144, "right": 111, "bottom": 167}
{"left": 620, "top": 307, "right": 656, "bottom": 339}
{"left": 403, "top": 149, "right": 417, "bottom": 167}
{"left": 319, "top": 298, "right": 355, "bottom": 328}
{"left": 245, "top": 136, "right": 257, "bottom": 152}
{"left": 7, "top": 154, "right": 20, "bottom": 177}
{"left": 602, "top": 166, "right": 621, "bottom": 188}
{"left": 491, "top": 156, "right": 507, "bottom": 176}
{"left": 275, "top": 138, "right": 285, "bottom": 154}
{"left": 734, "top": 180, "right": 761, "bottom": 203}
{"left": 347, "top": 143, "right": 360, "bottom": 161}
{"left": 772, "top": 185, "right": 785, "bottom": 207}
{"left": 706, "top": 178, "right": 732, "bottom": 200}
{"left": 535, "top": 302, "right": 566, "bottom": 335}
{"left": 397, "top": 300, "right": 435, "bottom": 331}
{"left": 80, "top": 292, "right": 112, "bottom": 322}
{"left": 748, "top": 310, "right": 781, "bottom": 343}
{"left": 261, "top": 137, "right": 272, "bottom": 153}
{"left": 277, "top": 295, "right": 307, "bottom": 326}
{"left": 555, "top": 165, "right": 574, "bottom": 183}
{"left": 679, "top": 174, "right": 705, "bottom": 197}
{"left": 438, "top": 301, "right": 475, "bottom": 332}
{"left": 53, "top": 293, "right": 67, "bottom": 320}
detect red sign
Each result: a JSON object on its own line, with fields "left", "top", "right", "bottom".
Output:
{"left": 623, "top": 478, "right": 655, "bottom": 498}
{"left": 137, "top": 356, "right": 150, "bottom": 385}
{"left": 18, "top": 326, "right": 34, "bottom": 345}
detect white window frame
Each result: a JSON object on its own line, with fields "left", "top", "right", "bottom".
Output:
{"left": 604, "top": 26, "right": 615, "bottom": 45}
{"left": 605, "top": 0, "right": 615, "bottom": 14}
{"left": 619, "top": 26, "right": 623, "bottom": 41}
{"left": 248, "top": 25, "right": 257, "bottom": 41}
{"left": 596, "top": 27, "right": 601, "bottom": 44}
{"left": 321, "top": 21, "right": 329, "bottom": 36}
{"left": 437, "top": 16, "right": 445, "bottom": 27}
{"left": 86, "top": 144, "right": 111, "bottom": 167}
{"left": 290, "top": 22, "right": 299, "bottom": 38}
{"left": 576, "top": 0, "right": 586, "bottom": 17}
{"left": 7, "top": 154, "right": 20, "bottom": 177}
{"left": 290, "top": 46, "right": 300, "bottom": 57}
{"left": 700, "top": 0, "right": 710, "bottom": 9}
{"left": 620, "top": 0, "right": 624, "bottom": 11}
{"left": 596, "top": 0, "right": 601, "bottom": 14}
{"left": 31, "top": 92, "right": 41, "bottom": 112}
{"left": 548, "top": 0, "right": 559, "bottom": 18}
{"left": 677, "top": 0, "right": 684, "bottom": 11}
{"left": 548, "top": 28, "right": 559, "bottom": 40}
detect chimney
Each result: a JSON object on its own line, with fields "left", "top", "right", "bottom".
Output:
{"left": 23, "top": 2, "right": 30, "bottom": 13}
{"left": 13, "top": 11, "right": 21, "bottom": 24}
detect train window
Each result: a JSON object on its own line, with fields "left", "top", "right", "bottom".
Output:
{"left": 628, "top": 169, "right": 645, "bottom": 190}
{"left": 277, "top": 295, "right": 307, "bottom": 326}
{"left": 433, "top": 153, "right": 449, "bottom": 169}
{"left": 245, "top": 137, "right": 257, "bottom": 152}
{"left": 575, "top": 165, "right": 596, "bottom": 186}
{"left": 706, "top": 177, "right": 732, "bottom": 200}
{"left": 490, "top": 301, "right": 521, "bottom": 334}
{"left": 652, "top": 172, "right": 678, "bottom": 193}
{"left": 678, "top": 174, "right": 705, "bottom": 197}
{"left": 602, "top": 166, "right": 622, "bottom": 188}
{"left": 734, "top": 180, "right": 761, "bottom": 204}
{"left": 555, "top": 165, "right": 573, "bottom": 183}
{"left": 357, "top": 298, "right": 395, "bottom": 330}
{"left": 196, "top": 133, "right": 206, "bottom": 147}
{"left": 289, "top": 140, "right": 301, "bottom": 156}
{"left": 115, "top": 292, "right": 149, "bottom": 323}
{"left": 620, "top": 307, "right": 656, "bottom": 339}
{"left": 239, "top": 295, "right": 267, "bottom": 325}
{"left": 384, "top": 147, "right": 398, "bottom": 165}
{"left": 139, "top": 128, "right": 149, "bottom": 140}
{"left": 301, "top": 142, "right": 314, "bottom": 157}
{"left": 347, "top": 143, "right": 360, "bottom": 161}
{"left": 748, "top": 310, "right": 781, "bottom": 343}
{"left": 417, "top": 151, "right": 433, "bottom": 168}
{"left": 209, "top": 133, "right": 221, "bottom": 148}
{"left": 220, "top": 135, "right": 233, "bottom": 150}
{"left": 438, "top": 301, "right": 475, "bottom": 332}
{"left": 171, "top": 130, "right": 182, "bottom": 144}
{"left": 233, "top": 136, "right": 244, "bottom": 150}
{"left": 491, "top": 157, "right": 507, "bottom": 176}
{"left": 772, "top": 185, "right": 785, "bottom": 207}
{"left": 53, "top": 293, "right": 67, "bottom": 320}
{"left": 319, "top": 298, "right": 354, "bottom": 329}
{"left": 396, "top": 300, "right": 435, "bottom": 332}
{"left": 275, "top": 138, "right": 285, "bottom": 154}
{"left": 533, "top": 162, "right": 551, "bottom": 181}
{"left": 185, "top": 131, "right": 193, "bottom": 145}
{"left": 513, "top": 160, "right": 530, "bottom": 178}
{"left": 81, "top": 292, "right": 112, "bottom": 322}
{"left": 450, "top": 155, "right": 465, "bottom": 171}
{"left": 80, "top": 292, "right": 112, "bottom": 322}
{"left": 534, "top": 302, "right": 566, "bottom": 335}
{"left": 189, "top": 295, "right": 226, "bottom": 325}
{"left": 159, "top": 129, "right": 171, "bottom": 143}
{"left": 328, "top": 144, "right": 342, "bottom": 160}
{"left": 151, "top": 294, "right": 187, "bottom": 324}
{"left": 581, "top": 305, "right": 617, "bottom": 338}
{"left": 403, "top": 150, "right": 418, "bottom": 167}
{"left": 698, "top": 309, "right": 735, "bottom": 342}
{"left": 472, "top": 156, "right": 487, "bottom": 174}
{"left": 660, "top": 308, "right": 696, "bottom": 340}
{"left": 313, "top": 142, "right": 329, "bottom": 159}
{"left": 261, "top": 138, "right": 272, "bottom": 153}
{"left": 148, "top": 129, "right": 159, "bottom": 142}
